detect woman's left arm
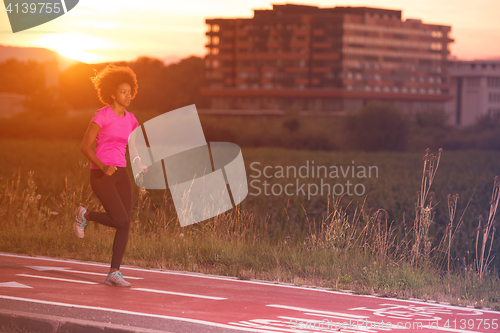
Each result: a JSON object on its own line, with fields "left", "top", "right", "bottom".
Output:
{"left": 129, "top": 130, "right": 148, "bottom": 175}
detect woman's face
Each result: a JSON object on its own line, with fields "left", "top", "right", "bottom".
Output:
{"left": 111, "top": 83, "right": 132, "bottom": 107}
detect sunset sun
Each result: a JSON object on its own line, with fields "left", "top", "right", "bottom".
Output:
{"left": 33, "top": 32, "right": 111, "bottom": 63}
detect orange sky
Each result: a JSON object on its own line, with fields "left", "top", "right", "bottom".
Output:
{"left": 1, "top": 0, "right": 499, "bottom": 64}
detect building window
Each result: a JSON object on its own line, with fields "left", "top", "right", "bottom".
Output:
{"left": 488, "top": 108, "right": 500, "bottom": 118}
{"left": 467, "top": 77, "right": 480, "bottom": 87}
{"left": 489, "top": 92, "right": 500, "bottom": 103}
{"left": 431, "top": 43, "right": 442, "bottom": 50}
{"left": 487, "top": 77, "right": 500, "bottom": 88}
{"left": 212, "top": 25, "right": 220, "bottom": 32}
{"left": 431, "top": 31, "right": 443, "bottom": 38}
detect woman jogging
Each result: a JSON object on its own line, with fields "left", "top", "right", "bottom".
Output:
{"left": 75, "top": 65, "right": 147, "bottom": 287}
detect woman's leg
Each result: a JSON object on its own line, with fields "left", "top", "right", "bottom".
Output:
{"left": 110, "top": 168, "right": 132, "bottom": 270}
{"left": 87, "top": 168, "right": 132, "bottom": 270}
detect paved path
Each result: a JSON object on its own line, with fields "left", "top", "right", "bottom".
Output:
{"left": 1, "top": 252, "right": 499, "bottom": 332}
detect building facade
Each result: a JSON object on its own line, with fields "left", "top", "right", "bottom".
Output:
{"left": 446, "top": 60, "right": 500, "bottom": 127}
{"left": 201, "top": 4, "right": 454, "bottom": 114}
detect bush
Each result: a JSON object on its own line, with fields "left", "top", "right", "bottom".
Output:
{"left": 475, "top": 113, "right": 500, "bottom": 130}
{"left": 415, "top": 108, "right": 449, "bottom": 129}
{"left": 345, "top": 103, "right": 410, "bottom": 151}
{"left": 22, "top": 87, "right": 68, "bottom": 118}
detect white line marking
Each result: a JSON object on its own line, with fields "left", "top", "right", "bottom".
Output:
{"left": 3, "top": 253, "right": 500, "bottom": 315}
{"left": 0, "top": 282, "right": 32, "bottom": 289}
{"left": 64, "top": 269, "right": 143, "bottom": 280}
{"left": 278, "top": 316, "right": 379, "bottom": 333}
{"left": 60, "top": 0, "right": 68, "bottom": 14}
{"left": 132, "top": 288, "right": 226, "bottom": 300}
{"left": 16, "top": 274, "right": 98, "bottom": 285}
{"left": 26, "top": 266, "right": 70, "bottom": 272}
{"left": 229, "top": 320, "right": 299, "bottom": 333}
{"left": 0, "top": 295, "right": 273, "bottom": 333}
{"left": 267, "top": 305, "right": 368, "bottom": 319}
{"left": 25, "top": 265, "right": 143, "bottom": 279}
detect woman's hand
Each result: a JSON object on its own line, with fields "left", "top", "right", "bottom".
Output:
{"left": 137, "top": 161, "right": 148, "bottom": 175}
{"left": 102, "top": 165, "right": 117, "bottom": 176}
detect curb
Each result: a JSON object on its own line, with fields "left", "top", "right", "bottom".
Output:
{"left": 0, "top": 310, "right": 173, "bottom": 333}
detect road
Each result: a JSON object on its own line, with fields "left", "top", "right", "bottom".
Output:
{"left": 1, "top": 252, "right": 499, "bottom": 332}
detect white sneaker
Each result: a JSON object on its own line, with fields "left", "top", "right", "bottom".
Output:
{"left": 74, "top": 205, "right": 88, "bottom": 238}
{"left": 104, "top": 271, "right": 131, "bottom": 287}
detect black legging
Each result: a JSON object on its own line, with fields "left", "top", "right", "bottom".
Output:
{"left": 87, "top": 167, "right": 132, "bottom": 270}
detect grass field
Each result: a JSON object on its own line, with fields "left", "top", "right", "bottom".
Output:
{"left": 0, "top": 139, "right": 499, "bottom": 309}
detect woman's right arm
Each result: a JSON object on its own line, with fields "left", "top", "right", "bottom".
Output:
{"left": 80, "top": 122, "right": 116, "bottom": 175}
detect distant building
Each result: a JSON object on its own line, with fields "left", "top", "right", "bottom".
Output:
{"left": 446, "top": 60, "right": 500, "bottom": 127}
{"left": 201, "top": 3, "right": 454, "bottom": 114}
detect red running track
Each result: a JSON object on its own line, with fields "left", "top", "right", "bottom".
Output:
{"left": 1, "top": 252, "right": 499, "bottom": 332}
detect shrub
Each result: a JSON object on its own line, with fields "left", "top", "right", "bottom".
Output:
{"left": 415, "top": 108, "right": 449, "bottom": 129}
{"left": 475, "top": 113, "right": 500, "bottom": 130}
{"left": 346, "top": 103, "right": 410, "bottom": 151}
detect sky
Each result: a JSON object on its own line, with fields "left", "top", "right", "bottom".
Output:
{"left": 0, "top": 0, "right": 499, "bottom": 64}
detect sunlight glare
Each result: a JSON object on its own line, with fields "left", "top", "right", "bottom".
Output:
{"left": 33, "top": 33, "right": 114, "bottom": 63}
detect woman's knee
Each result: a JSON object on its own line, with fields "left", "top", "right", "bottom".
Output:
{"left": 115, "top": 218, "right": 131, "bottom": 230}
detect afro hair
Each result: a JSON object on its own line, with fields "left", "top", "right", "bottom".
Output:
{"left": 91, "top": 65, "right": 138, "bottom": 105}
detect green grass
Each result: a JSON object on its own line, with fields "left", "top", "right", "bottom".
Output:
{"left": 0, "top": 139, "right": 499, "bottom": 310}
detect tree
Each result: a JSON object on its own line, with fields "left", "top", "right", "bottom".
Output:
{"left": 22, "top": 86, "right": 68, "bottom": 118}
{"left": 59, "top": 62, "right": 101, "bottom": 109}
{"left": 346, "top": 103, "right": 410, "bottom": 151}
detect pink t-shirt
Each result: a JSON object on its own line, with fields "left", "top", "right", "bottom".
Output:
{"left": 90, "top": 105, "right": 140, "bottom": 169}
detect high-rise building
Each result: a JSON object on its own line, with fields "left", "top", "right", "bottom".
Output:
{"left": 201, "top": 4, "right": 454, "bottom": 114}
{"left": 446, "top": 60, "right": 500, "bottom": 127}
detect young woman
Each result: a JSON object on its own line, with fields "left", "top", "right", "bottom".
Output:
{"left": 75, "top": 65, "right": 147, "bottom": 287}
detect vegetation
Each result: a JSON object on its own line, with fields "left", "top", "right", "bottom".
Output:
{"left": 345, "top": 103, "right": 410, "bottom": 151}
{"left": 0, "top": 139, "right": 499, "bottom": 310}
{"left": 1, "top": 57, "right": 500, "bottom": 151}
